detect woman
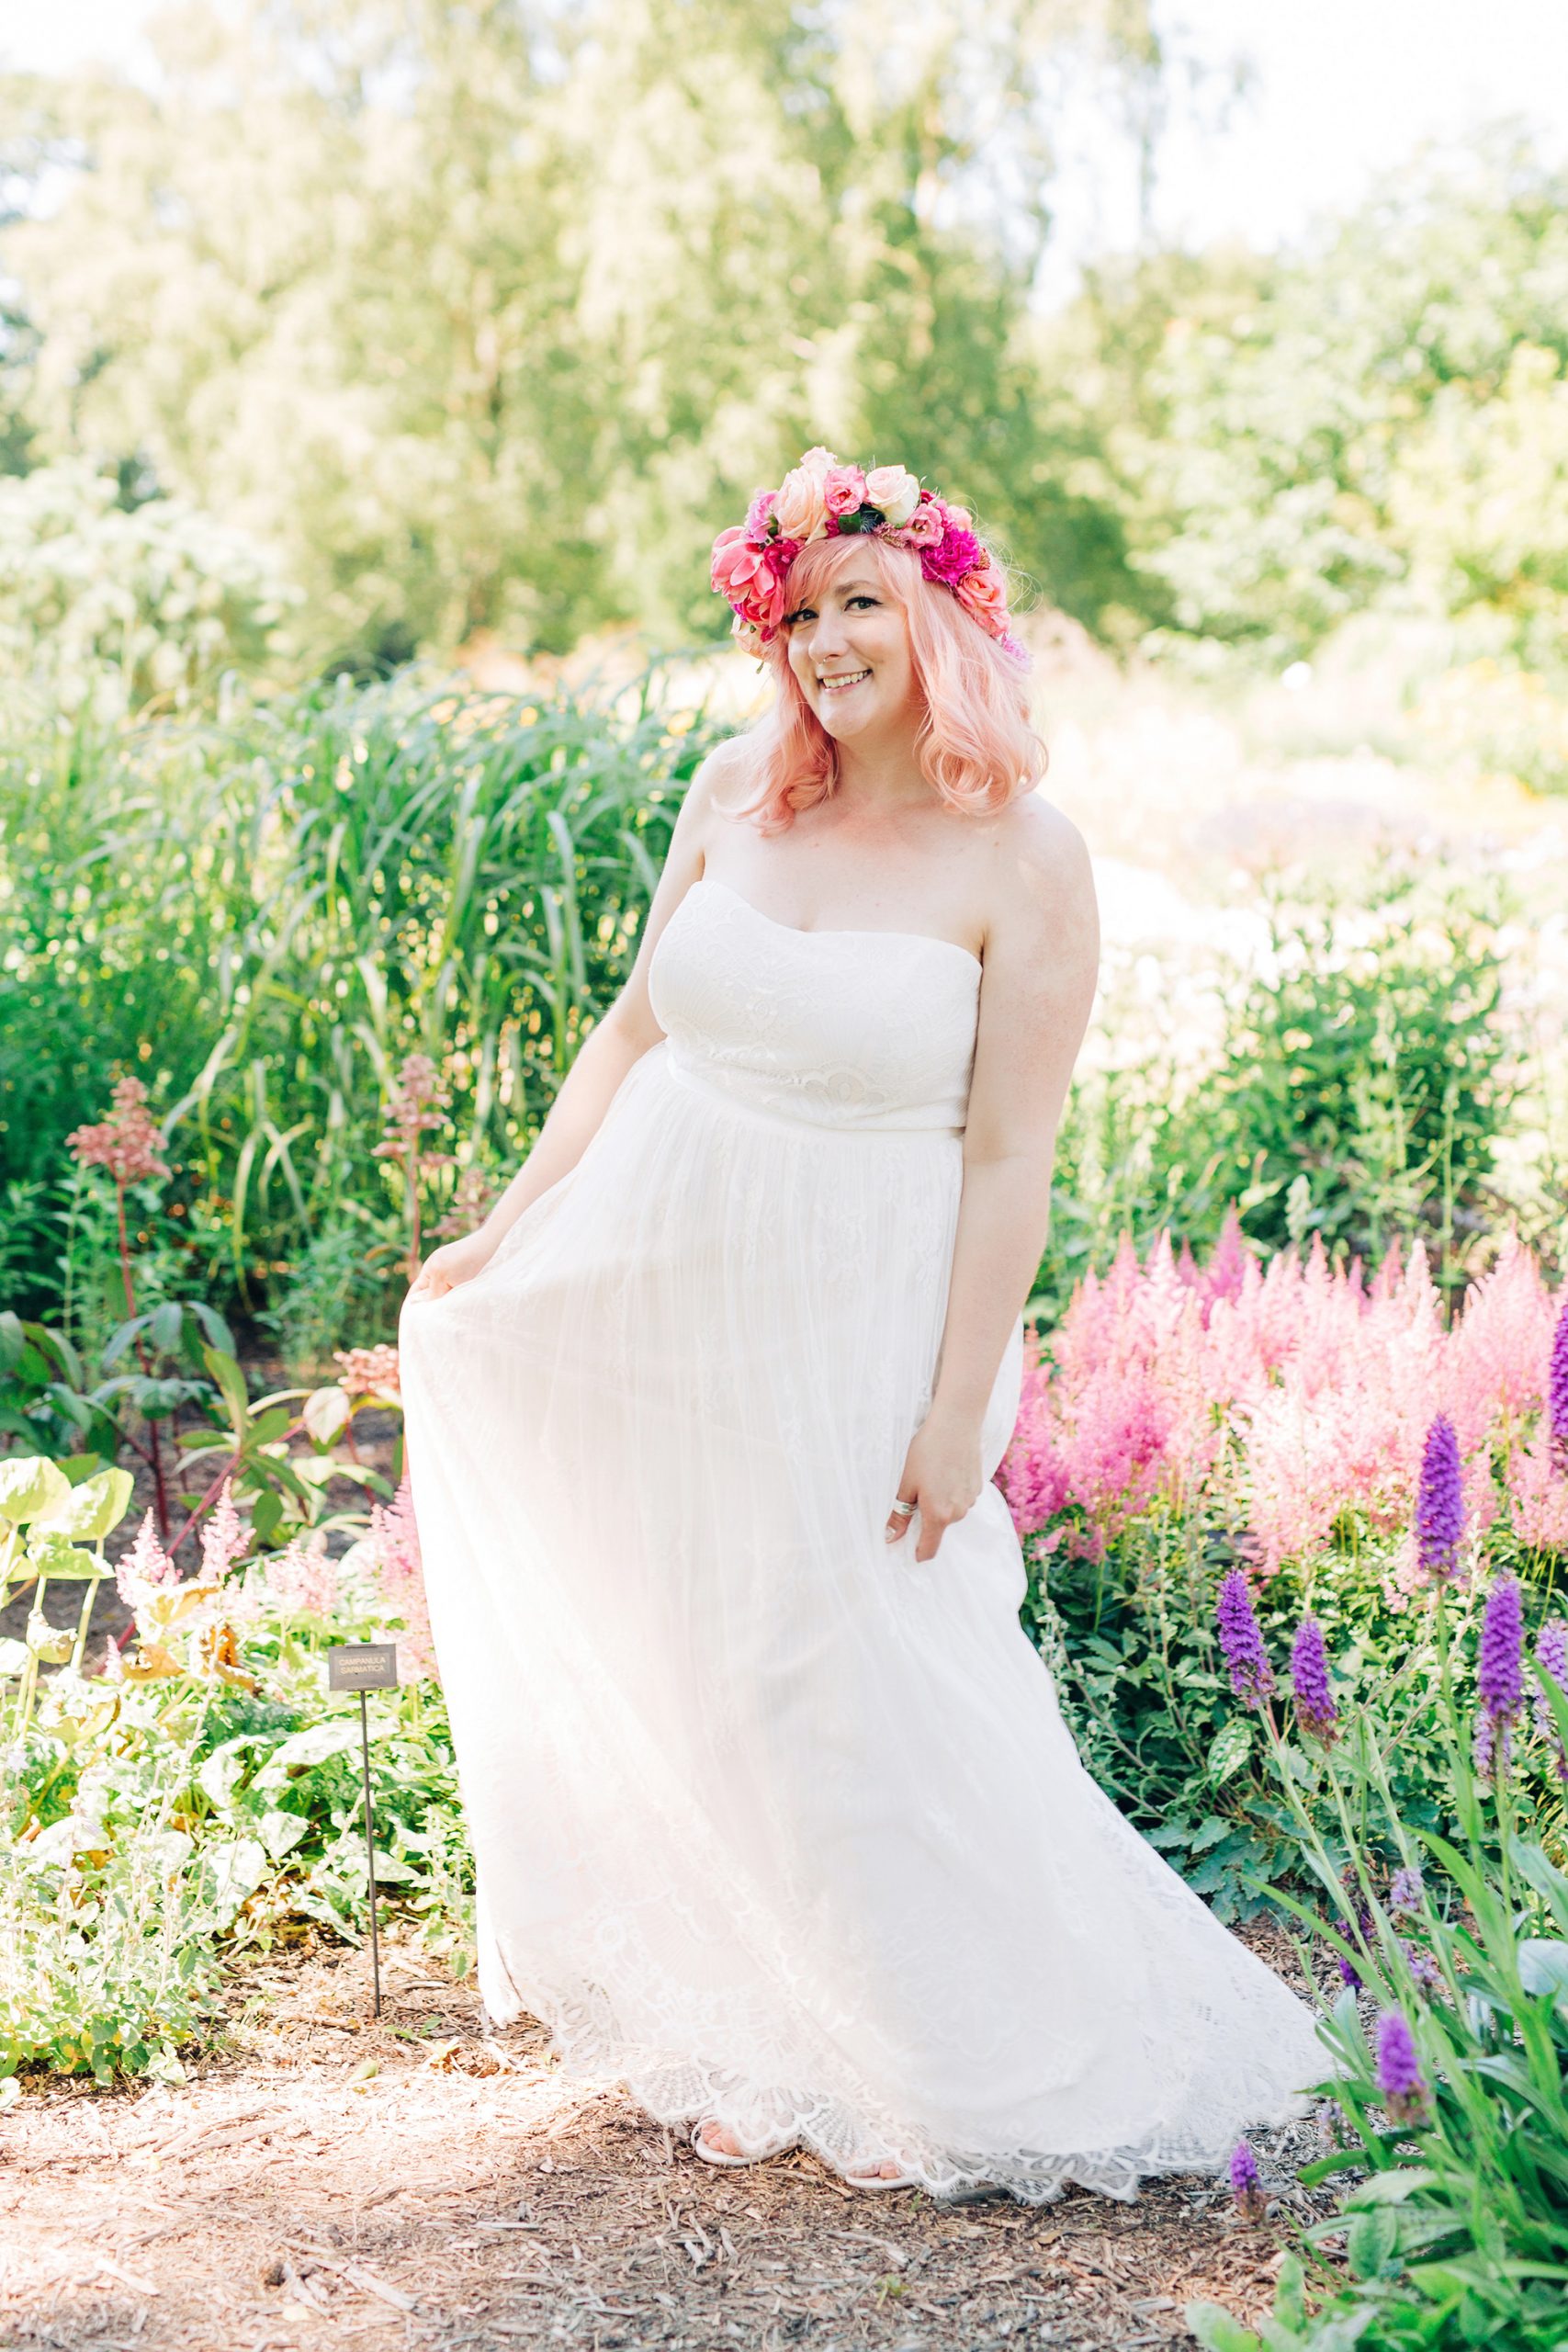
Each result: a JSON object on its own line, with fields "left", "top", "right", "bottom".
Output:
{"left": 399, "top": 447, "right": 1323, "bottom": 2202}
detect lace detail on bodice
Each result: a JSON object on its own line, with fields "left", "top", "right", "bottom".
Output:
{"left": 649, "top": 876, "right": 982, "bottom": 1134}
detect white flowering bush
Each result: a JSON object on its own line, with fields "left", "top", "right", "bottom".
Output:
{"left": 0, "top": 460, "right": 299, "bottom": 723}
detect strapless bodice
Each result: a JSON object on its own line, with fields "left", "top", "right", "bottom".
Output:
{"left": 648, "top": 876, "right": 982, "bottom": 1135}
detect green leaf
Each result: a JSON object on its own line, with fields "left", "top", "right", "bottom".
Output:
{"left": 202, "top": 1345, "right": 251, "bottom": 1433}
{"left": 33, "top": 1465, "right": 133, "bottom": 1542}
{"left": 24, "top": 1530, "right": 107, "bottom": 1581}
{"left": 1345, "top": 2168, "right": 1439, "bottom": 2206}
{"left": 1184, "top": 2302, "right": 1262, "bottom": 2352}
{"left": 1208, "top": 1716, "right": 1254, "bottom": 1784}
{"left": 1347, "top": 2204, "right": 1399, "bottom": 2280}
{"left": 0, "top": 1455, "right": 71, "bottom": 1530}
{"left": 1517, "top": 1939, "right": 1568, "bottom": 2016}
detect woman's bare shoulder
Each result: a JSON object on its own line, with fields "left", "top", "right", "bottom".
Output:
{"left": 984, "top": 790, "right": 1096, "bottom": 936}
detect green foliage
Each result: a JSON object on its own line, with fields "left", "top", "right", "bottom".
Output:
{"left": 1, "top": 1448, "right": 462, "bottom": 2085}
{"left": 1043, "top": 861, "right": 1519, "bottom": 1312}
{"left": 1187, "top": 1627, "right": 1568, "bottom": 2352}
{"left": 0, "top": 669, "right": 726, "bottom": 1325}
{"left": 1075, "top": 134, "right": 1568, "bottom": 673}
{"left": 1026, "top": 1530, "right": 1473, "bottom": 1923}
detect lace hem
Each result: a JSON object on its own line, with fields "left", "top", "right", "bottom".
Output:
{"left": 484, "top": 1970, "right": 1320, "bottom": 2208}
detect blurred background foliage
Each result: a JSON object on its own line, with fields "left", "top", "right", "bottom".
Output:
{"left": 0, "top": 1, "right": 1562, "bottom": 711}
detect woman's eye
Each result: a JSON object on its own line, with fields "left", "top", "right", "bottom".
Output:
{"left": 847, "top": 595, "right": 878, "bottom": 609}
{"left": 785, "top": 607, "right": 815, "bottom": 627}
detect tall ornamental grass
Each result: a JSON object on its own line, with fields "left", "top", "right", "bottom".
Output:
{"left": 1, "top": 669, "right": 726, "bottom": 1326}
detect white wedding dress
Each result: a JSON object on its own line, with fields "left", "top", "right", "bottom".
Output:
{"left": 398, "top": 873, "right": 1323, "bottom": 2201}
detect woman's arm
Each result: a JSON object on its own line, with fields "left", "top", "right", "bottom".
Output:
{"left": 886, "top": 798, "right": 1100, "bottom": 1561}
{"left": 406, "top": 741, "right": 735, "bottom": 1301}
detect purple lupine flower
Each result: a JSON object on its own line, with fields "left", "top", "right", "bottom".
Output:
{"left": 1387, "top": 1866, "right": 1425, "bottom": 1917}
{"left": 1533, "top": 1618, "right": 1568, "bottom": 1742}
{"left": 1290, "top": 1616, "right": 1338, "bottom": 1743}
{"left": 1415, "top": 1413, "right": 1464, "bottom": 1582}
{"left": 1314, "top": 2099, "right": 1349, "bottom": 2150}
{"left": 1478, "top": 1577, "right": 1525, "bottom": 1724}
{"left": 1400, "top": 1939, "right": 1442, "bottom": 1991}
{"left": 1374, "top": 2010, "right": 1428, "bottom": 2125}
{"left": 1216, "top": 1569, "right": 1275, "bottom": 1705}
{"left": 1550, "top": 1301, "right": 1568, "bottom": 1469}
{"left": 1229, "top": 2139, "right": 1267, "bottom": 2220}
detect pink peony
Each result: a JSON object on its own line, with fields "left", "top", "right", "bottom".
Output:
{"left": 711, "top": 527, "right": 790, "bottom": 633}
{"left": 743, "top": 490, "right": 777, "bottom": 542}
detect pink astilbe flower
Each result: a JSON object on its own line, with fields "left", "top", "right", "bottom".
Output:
{"left": 367, "top": 1476, "right": 437, "bottom": 1680}
{"left": 333, "top": 1345, "right": 401, "bottom": 1401}
{"left": 115, "top": 1510, "right": 177, "bottom": 1607}
{"left": 265, "top": 1531, "right": 339, "bottom": 1619}
{"left": 434, "top": 1164, "right": 499, "bottom": 1240}
{"left": 66, "top": 1076, "right": 171, "bottom": 1187}
{"left": 1508, "top": 1432, "right": 1568, "bottom": 1552}
{"left": 199, "top": 1479, "right": 248, "bottom": 1579}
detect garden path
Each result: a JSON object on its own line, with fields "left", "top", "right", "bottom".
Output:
{"left": 0, "top": 1933, "right": 1328, "bottom": 2352}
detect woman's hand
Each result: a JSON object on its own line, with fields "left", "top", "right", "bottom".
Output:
{"left": 406, "top": 1231, "right": 495, "bottom": 1305}
{"left": 885, "top": 1405, "right": 985, "bottom": 1564}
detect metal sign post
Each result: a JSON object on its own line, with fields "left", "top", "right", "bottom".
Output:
{"left": 327, "top": 1643, "right": 400, "bottom": 2018}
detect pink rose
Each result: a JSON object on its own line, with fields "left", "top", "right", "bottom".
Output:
{"left": 744, "top": 490, "right": 778, "bottom": 541}
{"left": 863, "top": 464, "right": 920, "bottom": 526}
{"left": 822, "top": 464, "right": 867, "bottom": 517}
{"left": 953, "top": 558, "right": 1010, "bottom": 636}
{"left": 796, "top": 445, "right": 839, "bottom": 481}
{"left": 900, "top": 497, "right": 945, "bottom": 549}
{"left": 773, "top": 465, "right": 830, "bottom": 544}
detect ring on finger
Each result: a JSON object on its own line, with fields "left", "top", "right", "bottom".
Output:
{"left": 888, "top": 1498, "right": 916, "bottom": 1520}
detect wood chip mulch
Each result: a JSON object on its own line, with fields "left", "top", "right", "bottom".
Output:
{"left": 0, "top": 1923, "right": 1340, "bottom": 2352}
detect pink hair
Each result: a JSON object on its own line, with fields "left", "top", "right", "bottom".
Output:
{"left": 717, "top": 535, "right": 1045, "bottom": 835}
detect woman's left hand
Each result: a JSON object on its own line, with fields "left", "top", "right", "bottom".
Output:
{"left": 885, "top": 1406, "right": 985, "bottom": 1563}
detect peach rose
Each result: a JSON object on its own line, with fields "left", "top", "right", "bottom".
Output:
{"left": 863, "top": 465, "right": 920, "bottom": 527}
{"left": 953, "top": 558, "right": 1010, "bottom": 635}
{"left": 822, "top": 463, "right": 867, "bottom": 516}
{"left": 773, "top": 465, "right": 830, "bottom": 544}
{"left": 797, "top": 445, "right": 839, "bottom": 480}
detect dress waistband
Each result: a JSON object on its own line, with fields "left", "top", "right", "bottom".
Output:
{"left": 661, "top": 1049, "right": 965, "bottom": 1141}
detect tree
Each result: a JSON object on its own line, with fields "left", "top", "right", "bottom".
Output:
{"left": 3, "top": 0, "right": 1156, "bottom": 663}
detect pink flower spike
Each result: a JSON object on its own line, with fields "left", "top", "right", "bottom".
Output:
{"left": 115, "top": 1509, "right": 176, "bottom": 1606}
{"left": 199, "top": 1479, "right": 248, "bottom": 1579}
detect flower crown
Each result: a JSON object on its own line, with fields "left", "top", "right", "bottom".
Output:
{"left": 710, "top": 446, "right": 1028, "bottom": 664}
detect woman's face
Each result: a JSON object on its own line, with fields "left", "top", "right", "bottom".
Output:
{"left": 783, "top": 562, "right": 919, "bottom": 744}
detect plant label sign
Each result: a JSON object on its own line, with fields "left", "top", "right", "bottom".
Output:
{"left": 327, "top": 1643, "right": 400, "bottom": 1691}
